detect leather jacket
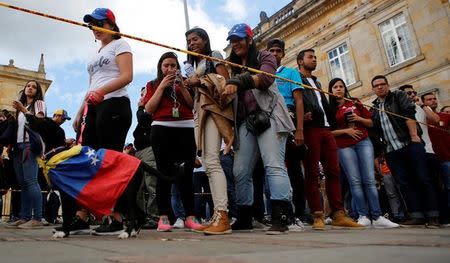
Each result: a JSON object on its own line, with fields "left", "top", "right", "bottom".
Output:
{"left": 371, "top": 90, "right": 420, "bottom": 147}
{"left": 300, "top": 73, "right": 336, "bottom": 129}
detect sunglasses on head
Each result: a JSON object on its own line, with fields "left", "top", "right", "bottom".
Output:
{"left": 406, "top": 91, "right": 417, "bottom": 96}
{"left": 89, "top": 20, "right": 104, "bottom": 28}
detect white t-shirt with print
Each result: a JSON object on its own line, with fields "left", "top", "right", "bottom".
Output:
{"left": 87, "top": 38, "right": 132, "bottom": 100}
{"left": 194, "top": 50, "right": 223, "bottom": 77}
{"left": 17, "top": 100, "right": 46, "bottom": 143}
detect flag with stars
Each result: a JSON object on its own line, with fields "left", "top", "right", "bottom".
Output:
{"left": 42, "top": 145, "right": 141, "bottom": 216}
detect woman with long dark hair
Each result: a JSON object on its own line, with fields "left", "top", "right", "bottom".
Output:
{"left": 223, "top": 23, "right": 295, "bottom": 234}
{"left": 184, "top": 27, "right": 232, "bottom": 234}
{"left": 71, "top": 7, "right": 133, "bottom": 235}
{"left": 7, "top": 80, "right": 46, "bottom": 228}
{"left": 144, "top": 51, "right": 202, "bottom": 232}
{"left": 328, "top": 77, "right": 398, "bottom": 228}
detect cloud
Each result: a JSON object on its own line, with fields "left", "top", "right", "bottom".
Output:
{"left": 0, "top": 0, "right": 230, "bottom": 76}
{"left": 221, "top": 0, "right": 248, "bottom": 21}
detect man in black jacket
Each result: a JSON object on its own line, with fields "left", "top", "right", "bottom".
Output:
{"left": 297, "top": 49, "right": 362, "bottom": 230}
{"left": 371, "top": 75, "right": 439, "bottom": 228}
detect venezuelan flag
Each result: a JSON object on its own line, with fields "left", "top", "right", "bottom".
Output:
{"left": 40, "top": 145, "right": 141, "bottom": 216}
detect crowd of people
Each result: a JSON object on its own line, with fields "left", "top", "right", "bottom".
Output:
{"left": 1, "top": 8, "right": 449, "bottom": 236}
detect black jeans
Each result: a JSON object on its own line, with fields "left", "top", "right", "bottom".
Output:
{"left": 79, "top": 97, "right": 132, "bottom": 151}
{"left": 151, "top": 125, "right": 196, "bottom": 216}
{"left": 220, "top": 152, "right": 237, "bottom": 218}
{"left": 386, "top": 142, "right": 439, "bottom": 218}
{"left": 285, "top": 137, "right": 306, "bottom": 219}
{"left": 193, "top": 171, "right": 214, "bottom": 219}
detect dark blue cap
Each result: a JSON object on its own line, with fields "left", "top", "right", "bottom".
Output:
{"left": 227, "top": 23, "right": 253, "bottom": 40}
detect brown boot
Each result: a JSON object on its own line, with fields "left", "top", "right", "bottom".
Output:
{"left": 312, "top": 211, "right": 325, "bottom": 230}
{"left": 203, "top": 210, "right": 232, "bottom": 235}
{"left": 332, "top": 210, "right": 364, "bottom": 228}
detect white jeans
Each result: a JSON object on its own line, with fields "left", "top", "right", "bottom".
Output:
{"left": 201, "top": 115, "right": 229, "bottom": 211}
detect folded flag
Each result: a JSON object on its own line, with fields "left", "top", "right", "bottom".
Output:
{"left": 40, "top": 145, "right": 141, "bottom": 216}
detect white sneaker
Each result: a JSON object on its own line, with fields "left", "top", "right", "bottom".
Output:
{"left": 288, "top": 218, "right": 305, "bottom": 232}
{"left": 372, "top": 216, "right": 399, "bottom": 228}
{"left": 173, "top": 218, "right": 184, "bottom": 229}
{"left": 41, "top": 218, "right": 50, "bottom": 226}
{"left": 357, "top": 216, "right": 372, "bottom": 227}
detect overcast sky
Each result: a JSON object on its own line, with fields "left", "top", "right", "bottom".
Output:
{"left": 0, "top": 0, "right": 291, "bottom": 143}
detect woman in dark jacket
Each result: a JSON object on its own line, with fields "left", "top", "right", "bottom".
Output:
{"left": 223, "top": 23, "right": 295, "bottom": 234}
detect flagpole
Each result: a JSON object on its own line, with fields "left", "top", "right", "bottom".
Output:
{"left": 183, "top": 0, "right": 190, "bottom": 31}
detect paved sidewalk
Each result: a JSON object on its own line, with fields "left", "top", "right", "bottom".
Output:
{"left": 1, "top": 224, "right": 449, "bottom": 263}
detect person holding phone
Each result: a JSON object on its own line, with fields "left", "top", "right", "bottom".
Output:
{"left": 7, "top": 80, "right": 46, "bottom": 229}
{"left": 144, "top": 51, "right": 202, "bottom": 232}
{"left": 328, "top": 77, "right": 398, "bottom": 228}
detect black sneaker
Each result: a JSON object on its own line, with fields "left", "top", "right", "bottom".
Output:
{"left": 92, "top": 217, "right": 124, "bottom": 236}
{"left": 52, "top": 216, "right": 91, "bottom": 235}
{"left": 400, "top": 218, "right": 426, "bottom": 227}
{"left": 426, "top": 217, "right": 441, "bottom": 229}
{"left": 266, "top": 223, "right": 289, "bottom": 235}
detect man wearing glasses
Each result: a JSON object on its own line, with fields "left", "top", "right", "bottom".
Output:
{"left": 371, "top": 76, "right": 440, "bottom": 228}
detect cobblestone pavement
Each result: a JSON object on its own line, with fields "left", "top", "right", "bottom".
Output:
{"left": 1, "top": 224, "right": 449, "bottom": 263}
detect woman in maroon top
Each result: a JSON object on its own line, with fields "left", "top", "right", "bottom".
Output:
{"left": 144, "top": 52, "right": 202, "bottom": 232}
{"left": 329, "top": 78, "right": 398, "bottom": 228}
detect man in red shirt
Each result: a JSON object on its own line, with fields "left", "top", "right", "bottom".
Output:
{"left": 422, "top": 92, "right": 450, "bottom": 219}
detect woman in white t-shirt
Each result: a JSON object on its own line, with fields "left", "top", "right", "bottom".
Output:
{"left": 71, "top": 8, "right": 133, "bottom": 235}
{"left": 8, "top": 80, "right": 46, "bottom": 228}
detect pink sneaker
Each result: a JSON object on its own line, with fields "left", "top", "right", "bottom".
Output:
{"left": 184, "top": 216, "right": 203, "bottom": 232}
{"left": 157, "top": 216, "right": 172, "bottom": 232}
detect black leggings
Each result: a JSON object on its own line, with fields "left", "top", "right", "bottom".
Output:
{"left": 151, "top": 125, "right": 196, "bottom": 216}
{"left": 78, "top": 96, "right": 132, "bottom": 151}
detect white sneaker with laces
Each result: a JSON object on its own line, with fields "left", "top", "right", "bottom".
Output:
{"left": 357, "top": 216, "right": 372, "bottom": 227}
{"left": 288, "top": 218, "right": 305, "bottom": 232}
{"left": 173, "top": 218, "right": 185, "bottom": 229}
{"left": 372, "top": 216, "right": 400, "bottom": 228}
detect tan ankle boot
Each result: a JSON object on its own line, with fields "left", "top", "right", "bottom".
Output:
{"left": 203, "top": 210, "right": 232, "bottom": 235}
{"left": 312, "top": 211, "right": 325, "bottom": 230}
{"left": 332, "top": 210, "right": 364, "bottom": 228}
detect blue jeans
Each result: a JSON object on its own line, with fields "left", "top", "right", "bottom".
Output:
{"left": 386, "top": 142, "right": 439, "bottom": 218}
{"left": 441, "top": 161, "right": 450, "bottom": 208}
{"left": 170, "top": 184, "right": 185, "bottom": 219}
{"left": 233, "top": 120, "right": 291, "bottom": 206}
{"left": 13, "top": 143, "right": 42, "bottom": 220}
{"left": 339, "top": 138, "right": 381, "bottom": 218}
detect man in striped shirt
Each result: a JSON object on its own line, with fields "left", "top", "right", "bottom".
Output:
{"left": 370, "top": 75, "right": 439, "bottom": 228}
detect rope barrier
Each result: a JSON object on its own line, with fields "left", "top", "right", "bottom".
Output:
{"left": 0, "top": 2, "right": 448, "bottom": 133}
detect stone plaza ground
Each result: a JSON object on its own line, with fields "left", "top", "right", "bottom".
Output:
{"left": 1, "top": 224, "right": 449, "bottom": 263}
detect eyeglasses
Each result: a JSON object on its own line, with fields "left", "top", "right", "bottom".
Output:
{"left": 372, "top": 83, "right": 388, "bottom": 89}
{"left": 89, "top": 20, "right": 104, "bottom": 28}
{"left": 406, "top": 91, "right": 417, "bottom": 96}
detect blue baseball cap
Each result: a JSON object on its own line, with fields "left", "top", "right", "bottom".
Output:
{"left": 83, "top": 8, "right": 116, "bottom": 23}
{"left": 227, "top": 23, "right": 254, "bottom": 40}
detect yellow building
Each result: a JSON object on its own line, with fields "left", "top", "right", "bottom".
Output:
{"left": 0, "top": 54, "right": 52, "bottom": 111}
{"left": 252, "top": 0, "right": 450, "bottom": 107}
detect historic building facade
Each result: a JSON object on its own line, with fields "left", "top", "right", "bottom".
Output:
{"left": 0, "top": 54, "right": 52, "bottom": 111}
{"left": 252, "top": 0, "right": 450, "bottom": 107}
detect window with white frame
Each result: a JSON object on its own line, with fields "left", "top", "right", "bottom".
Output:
{"left": 379, "top": 13, "right": 416, "bottom": 67}
{"left": 327, "top": 42, "right": 356, "bottom": 86}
